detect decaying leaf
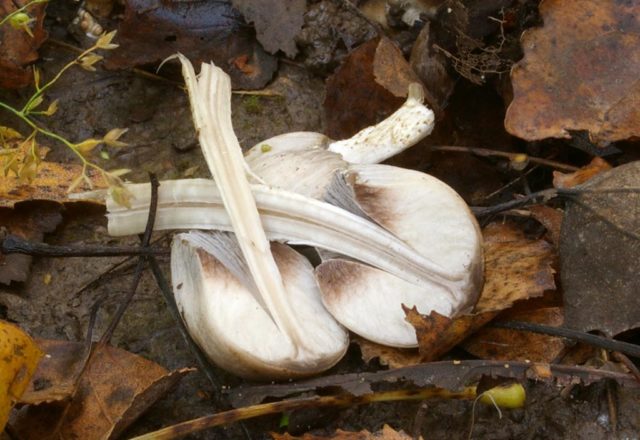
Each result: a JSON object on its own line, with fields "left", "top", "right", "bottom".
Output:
{"left": 504, "top": 0, "right": 640, "bottom": 144}
{"left": 463, "top": 306, "right": 565, "bottom": 363}
{"left": 272, "top": 424, "right": 418, "bottom": 440}
{"left": 231, "top": 0, "right": 306, "bottom": 58}
{"left": 0, "top": 202, "right": 62, "bottom": 284}
{"left": 0, "top": 0, "right": 48, "bottom": 89}
{"left": 106, "top": 0, "right": 277, "bottom": 89}
{"left": 553, "top": 157, "right": 612, "bottom": 189}
{"left": 11, "top": 340, "right": 192, "bottom": 440}
{"left": 0, "top": 160, "right": 106, "bottom": 208}
{"left": 325, "top": 37, "right": 423, "bottom": 140}
{"left": 476, "top": 222, "right": 556, "bottom": 314}
{"left": 560, "top": 161, "right": 640, "bottom": 336}
{"left": 528, "top": 205, "right": 563, "bottom": 247}
{"left": 354, "top": 336, "right": 422, "bottom": 369}
{"left": 404, "top": 306, "right": 495, "bottom": 362}
{"left": 0, "top": 320, "right": 42, "bottom": 431}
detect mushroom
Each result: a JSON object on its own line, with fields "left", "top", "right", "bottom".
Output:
{"left": 101, "top": 58, "right": 483, "bottom": 378}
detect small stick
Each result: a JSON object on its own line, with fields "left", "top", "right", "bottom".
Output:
{"left": 491, "top": 321, "right": 640, "bottom": 358}
{"left": 1, "top": 234, "right": 169, "bottom": 257}
{"left": 99, "top": 174, "right": 159, "bottom": 344}
{"left": 130, "top": 387, "right": 477, "bottom": 440}
{"left": 430, "top": 145, "right": 578, "bottom": 172}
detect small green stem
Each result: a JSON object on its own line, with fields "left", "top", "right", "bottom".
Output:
{"left": 0, "top": 0, "right": 48, "bottom": 27}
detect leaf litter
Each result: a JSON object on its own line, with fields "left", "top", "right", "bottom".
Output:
{"left": 2, "top": 0, "right": 640, "bottom": 438}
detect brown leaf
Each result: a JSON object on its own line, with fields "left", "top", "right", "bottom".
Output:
{"left": 476, "top": 222, "right": 556, "bottom": 314}
{"left": 528, "top": 205, "right": 564, "bottom": 247}
{"left": 0, "top": 202, "right": 62, "bottom": 284}
{"left": 325, "top": 37, "right": 422, "bottom": 140}
{"left": 12, "top": 340, "right": 192, "bottom": 440}
{"left": 553, "top": 157, "right": 612, "bottom": 189}
{"left": 0, "top": 0, "right": 48, "bottom": 89}
{"left": 271, "top": 424, "right": 417, "bottom": 440}
{"left": 504, "top": 0, "right": 640, "bottom": 144}
{"left": 404, "top": 306, "right": 496, "bottom": 362}
{"left": 0, "top": 160, "right": 106, "bottom": 208}
{"left": 231, "top": 0, "right": 306, "bottom": 58}
{"left": 353, "top": 336, "right": 422, "bottom": 369}
{"left": 106, "top": 0, "right": 277, "bottom": 89}
{"left": 560, "top": 161, "right": 640, "bottom": 336}
{"left": 463, "top": 306, "right": 565, "bottom": 363}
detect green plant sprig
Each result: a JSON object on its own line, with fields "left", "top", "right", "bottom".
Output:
{"left": 0, "top": 0, "right": 48, "bottom": 28}
{"left": 0, "top": 30, "right": 132, "bottom": 206}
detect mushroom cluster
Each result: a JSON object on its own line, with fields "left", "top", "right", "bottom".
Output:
{"left": 105, "top": 58, "right": 484, "bottom": 379}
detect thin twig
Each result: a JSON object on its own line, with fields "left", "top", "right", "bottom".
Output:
{"left": 472, "top": 188, "right": 558, "bottom": 217}
{"left": 1, "top": 234, "right": 169, "bottom": 257}
{"left": 99, "top": 174, "right": 159, "bottom": 344}
{"left": 491, "top": 321, "right": 640, "bottom": 358}
{"left": 130, "top": 387, "right": 476, "bottom": 440}
{"left": 430, "top": 145, "right": 578, "bottom": 172}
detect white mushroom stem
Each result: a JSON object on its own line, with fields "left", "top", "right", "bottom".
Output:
{"left": 106, "top": 178, "right": 462, "bottom": 290}
{"left": 179, "top": 56, "right": 308, "bottom": 354}
{"left": 327, "top": 83, "right": 434, "bottom": 164}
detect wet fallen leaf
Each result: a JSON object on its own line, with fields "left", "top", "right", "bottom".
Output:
{"left": 528, "top": 205, "right": 563, "bottom": 247}
{"left": 0, "top": 0, "right": 48, "bottom": 89}
{"left": 560, "top": 161, "right": 640, "bottom": 336}
{"left": 325, "top": 37, "right": 422, "bottom": 140}
{"left": 231, "top": 0, "right": 306, "bottom": 58}
{"left": 476, "top": 222, "right": 557, "bottom": 314}
{"left": 354, "top": 336, "right": 422, "bottom": 369}
{"left": 553, "top": 157, "right": 612, "bottom": 189}
{"left": 106, "top": 0, "right": 277, "bottom": 89}
{"left": 0, "top": 160, "right": 105, "bottom": 208}
{"left": 404, "top": 307, "right": 495, "bottom": 362}
{"left": 12, "top": 340, "right": 192, "bottom": 440}
{"left": 409, "top": 21, "right": 454, "bottom": 116}
{"left": 504, "top": 0, "right": 640, "bottom": 144}
{"left": 0, "top": 202, "right": 62, "bottom": 284}
{"left": 0, "top": 320, "right": 42, "bottom": 431}
{"left": 463, "top": 306, "right": 565, "bottom": 363}
{"left": 272, "top": 424, "right": 418, "bottom": 440}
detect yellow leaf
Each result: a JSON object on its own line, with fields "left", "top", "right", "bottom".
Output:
{"left": 0, "top": 320, "right": 43, "bottom": 431}
{"left": 103, "top": 127, "right": 128, "bottom": 147}
{"left": 96, "top": 30, "right": 118, "bottom": 50}
{"left": 75, "top": 138, "right": 102, "bottom": 155}
{"left": 78, "top": 54, "right": 104, "bottom": 71}
{"left": 43, "top": 99, "right": 59, "bottom": 116}
{"left": 0, "top": 127, "right": 23, "bottom": 141}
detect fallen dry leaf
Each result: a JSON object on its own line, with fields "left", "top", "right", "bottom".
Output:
{"left": 325, "top": 37, "right": 422, "bottom": 140}
{"left": 231, "top": 0, "right": 306, "bottom": 58}
{"left": 504, "top": 0, "right": 640, "bottom": 144}
{"left": 12, "top": 340, "right": 192, "bottom": 440}
{"left": 0, "top": 0, "right": 48, "bottom": 89}
{"left": 553, "top": 157, "right": 612, "bottom": 189}
{"left": 560, "top": 161, "right": 640, "bottom": 336}
{"left": 0, "top": 202, "right": 62, "bottom": 284}
{"left": 272, "top": 424, "right": 418, "bottom": 440}
{"left": 463, "top": 306, "right": 565, "bottom": 363}
{"left": 354, "top": 335, "right": 422, "bottom": 369}
{"left": 528, "top": 205, "right": 564, "bottom": 247}
{"left": 404, "top": 306, "right": 496, "bottom": 362}
{"left": 0, "top": 160, "right": 106, "bottom": 208}
{"left": 0, "top": 320, "right": 42, "bottom": 431}
{"left": 476, "top": 222, "right": 556, "bottom": 314}
{"left": 106, "top": 0, "right": 277, "bottom": 89}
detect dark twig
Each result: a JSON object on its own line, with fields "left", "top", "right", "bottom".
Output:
{"left": 491, "top": 321, "right": 640, "bottom": 358}
{"left": 0, "top": 234, "right": 169, "bottom": 257}
{"left": 430, "top": 145, "right": 579, "bottom": 172}
{"left": 99, "top": 174, "right": 159, "bottom": 344}
{"left": 472, "top": 188, "right": 558, "bottom": 217}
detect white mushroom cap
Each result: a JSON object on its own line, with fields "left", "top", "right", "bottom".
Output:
{"left": 316, "top": 164, "right": 484, "bottom": 347}
{"left": 172, "top": 231, "right": 348, "bottom": 379}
